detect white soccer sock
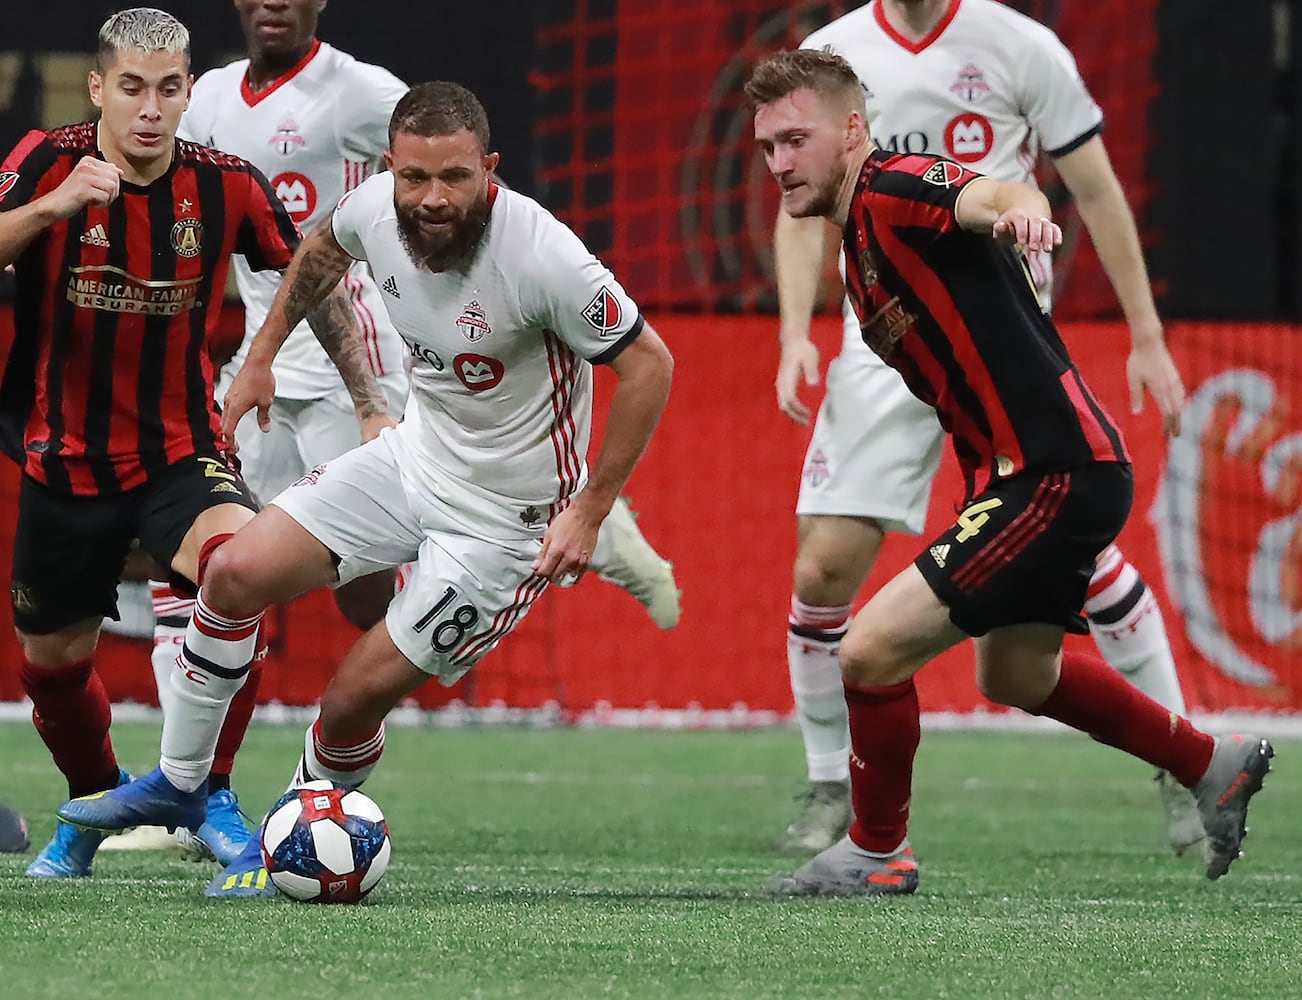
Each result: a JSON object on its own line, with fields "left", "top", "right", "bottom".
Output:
{"left": 159, "top": 591, "right": 263, "bottom": 793}
{"left": 1085, "top": 545, "right": 1187, "bottom": 714}
{"left": 788, "top": 597, "right": 852, "bottom": 783}
{"left": 149, "top": 582, "right": 193, "bottom": 710}
{"left": 292, "top": 717, "right": 386, "bottom": 790}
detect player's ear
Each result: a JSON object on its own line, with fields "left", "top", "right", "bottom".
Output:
{"left": 88, "top": 70, "right": 104, "bottom": 110}
{"left": 483, "top": 151, "right": 500, "bottom": 176}
{"left": 383, "top": 148, "right": 394, "bottom": 172}
{"left": 845, "top": 109, "right": 866, "bottom": 148}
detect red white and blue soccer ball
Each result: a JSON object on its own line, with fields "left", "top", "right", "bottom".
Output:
{"left": 260, "top": 780, "right": 391, "bottom": 903}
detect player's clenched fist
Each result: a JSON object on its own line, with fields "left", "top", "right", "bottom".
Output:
{"left": 45, "top": 156, "right": 123, "bottom": 219}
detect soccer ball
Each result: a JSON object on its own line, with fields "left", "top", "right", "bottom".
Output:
{"left": 260, "top": 780, "right": 391, "bottom": 903}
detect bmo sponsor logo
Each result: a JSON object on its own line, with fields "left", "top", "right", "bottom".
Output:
{"left": 271, "top": 171, "right": 317, "bottom": 223}
{"left": 943, "top": 113, "right": 993, "bottom": 163}
{"left": 454, "top": 353, "right": 504, "bottom": 392}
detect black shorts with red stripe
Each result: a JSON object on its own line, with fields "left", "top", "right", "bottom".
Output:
{"left": 915, "top": 462, "right": 1134, "bottom": 637}
{"left": 11, "top": 452, "right": 257, "bottom": 635}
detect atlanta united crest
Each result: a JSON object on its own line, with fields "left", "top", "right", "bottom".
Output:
{"left": 456, "top": 299, "right": 491, "bottom": 342}
{"left": 170, "top": 217, "right": 203, "bottom": 258}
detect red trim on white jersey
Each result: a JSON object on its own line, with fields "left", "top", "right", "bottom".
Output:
{"left": 240, "top": 39, "right": 323, "bottom": 108}
{"left": 341, "top": 270, "right": 383, "bottom": 374}
{"left": 873, "top": 0, "right": 962, "bottom": 54}
{"left": 543, "top": 330, "right": 582, "bottom": 506}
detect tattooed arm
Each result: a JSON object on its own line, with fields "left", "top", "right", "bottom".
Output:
{"left": 222, "top": 214, "right": 396, "bottom": 447}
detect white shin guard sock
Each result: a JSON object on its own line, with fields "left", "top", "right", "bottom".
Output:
{"left": 159, "top": 594, "right": 261, "bottom": 793}
{"left": 788, "top": 599, "right": 852, "bottom": 784}
{"left": 1086, "top": 548, "right": 1187, "bottom": 714}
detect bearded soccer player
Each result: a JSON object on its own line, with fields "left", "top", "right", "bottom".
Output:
{"left": 59, "top": 81, "right": 674, "bottom": 899}
{"left": 0, "top": 8, "right": 390, "bottom": 879}
{"left": 745, "top": 49, "right": 1272, "bottom": 896}
{"left": 769, "top": 0, "right": 1199, "bottom": 857}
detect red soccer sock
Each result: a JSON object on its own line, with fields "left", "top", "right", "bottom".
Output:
{"left": 844, "top": 679, "right": 921, "bottom": 854}
{"left": 21, "top": 659, "right": 120, "bottom": 799}
{"left": 1031, "top": 650, "right": 1214, "bottom": 787}
{"left": 211, "top": 640, "right": 267, "bottom": 783}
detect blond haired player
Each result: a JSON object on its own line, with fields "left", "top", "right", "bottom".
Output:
{"left": 772, "top": 0, "right": 1197, "bottom": 855}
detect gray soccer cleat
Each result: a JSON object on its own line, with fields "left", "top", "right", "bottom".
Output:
{"left": 1155, "top": 769, "right": 1206, "bottom": 856}
{"left": 768, "top": 834, "right": 918, "bottom": 898}
{"left": 594, "top": 496, "right": 681, "bottom": 630}
{"left": 1191, "top": 735, "right": 1274, "bottom": 880}
{"left": 772, "top": 780, "right": 851, "bottom": 854}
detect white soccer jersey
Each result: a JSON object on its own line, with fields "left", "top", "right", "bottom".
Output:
{"left": 804, "top": 0, "right": 1101, "bottom": 345}
{"left": 331, "top": 173, "right": 643, "bottom": 522}
{"left": 179, "top": 41, "right": 409, "bottom": 398}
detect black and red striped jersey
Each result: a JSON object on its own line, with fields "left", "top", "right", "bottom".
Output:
{"left": 0, "top": 122, "right": 300, "bottom": 495}
{"left": 842, "top": 148, "right": 1128, "bottom": 500}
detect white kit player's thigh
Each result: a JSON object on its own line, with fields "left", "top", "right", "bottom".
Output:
{"left": 268, "top": 428, "right": 426, "bottom": 580}
{"left": 296, "top": 372, "right": 411, "bottom": 474}
{"left": 386, "top": 532, "right": 546, "bottom": 686}
{"left": 795, "top": 345, "right": 944, "bottom": 535}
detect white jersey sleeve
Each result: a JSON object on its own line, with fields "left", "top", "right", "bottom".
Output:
{"left": 330, "top": 180, "right": 379, "bottom": 261}
{"left": 1016, "top": 21, "right": 1103, "bottom": 156}
{"left": 522, "top": 217, "right": 643, "bottom": 364}
{"left": 337, "top": 63, "right": 408, "bottom": 161}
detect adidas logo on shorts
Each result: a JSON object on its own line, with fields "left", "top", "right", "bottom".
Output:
{"left": 382, "top": 275, "right": 400, "bottom": 298}
{"left": 80, "top": 223, "right": 110, "bottom": 247}
{"left": 929, "top": 543, "right": 951, "bottom": 568}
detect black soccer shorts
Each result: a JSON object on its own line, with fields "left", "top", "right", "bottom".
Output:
{"left": 11, "top": 453, "right": 257, "bottom": 635}
{"left": 915, "top": 462, "right": 1134, "bottom": 637}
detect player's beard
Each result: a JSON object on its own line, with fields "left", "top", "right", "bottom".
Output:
{"left": 783, "top": 168, "right": 842, "bottom": 219}
{"left": 395, "top": 194, "right": 491, "bottom": 272}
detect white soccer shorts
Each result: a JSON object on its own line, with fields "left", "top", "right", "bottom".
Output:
{"left": 270, "top": 427, "right": 547, "bottom": 684}
{"left": 795, "top": 338, "right": 944, "bottom": 535}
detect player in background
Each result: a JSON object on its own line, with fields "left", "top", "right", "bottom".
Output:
{"left": 746, "top": 47, "right": 1272, "bottom": 897}
{"left": 0, "top": 8, "right": 390, "bottom": 879}
{"left": 60, "top": 81, "right": 675, "bottom": 899}
{"left": 770, "top": 0, "right": 1199, "bottom": 855}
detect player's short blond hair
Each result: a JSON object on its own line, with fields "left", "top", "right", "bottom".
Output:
{"left": 97, "top": 7, "right": 191, "bottom": 72}
{"left": 744, "top": 47, "right": 866, "bottom": 115}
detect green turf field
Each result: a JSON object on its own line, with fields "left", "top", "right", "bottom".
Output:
{"left": 0, "top": 721, "right": 1296, "bottom": 999}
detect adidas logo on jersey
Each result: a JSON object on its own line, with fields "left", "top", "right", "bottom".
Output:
{"left": 80, "top": 223, "right": 110, "bottom": 248}
{"left": 929, "top": 544, "right": 951, "bottom": 568}
{"left": 382, "top": 275, "right": 400, "bottom": 298}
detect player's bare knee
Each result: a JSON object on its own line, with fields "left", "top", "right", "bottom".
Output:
{"left": 838, "top": 627, "right": 900, "bottom": 687}
{"left": 976, "top": 667, "right": 1052, "bottom": 711}
{"left": 200, "top": 543, "right": 268, "bottom": 619}
{"left": 792, "top": 548, "right": 858, "bottom": 606}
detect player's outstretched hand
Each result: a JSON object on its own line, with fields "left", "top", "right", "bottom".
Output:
{"left": 992, "top": 208, "right": 1061, "bottom": 253}
{"left": 532, "top": 502, "right": 604, "bottom": 586}
{"left": 45, "top": 156, "right": 122, "bottom": 219}
{"left": 776, "top": 337, "right": 820, "bottom": 426}
{"left": 220, "top": 362, "right": 277, "bottom": 453}
{"left": 1127, "top": 331, "right": 1185, "bottom": 437}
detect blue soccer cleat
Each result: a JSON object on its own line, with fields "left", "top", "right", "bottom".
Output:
{"left": 58, "top": 767, "right": 206, "bottom": 834}
{"left": 177, "top": 789, "right": 253, "bottom": 866}
{"left": 204, "top": 831, "right": 278, "bottom": 898}
{"left": 27, "top": 769, "right": 130, "bottom": 878}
